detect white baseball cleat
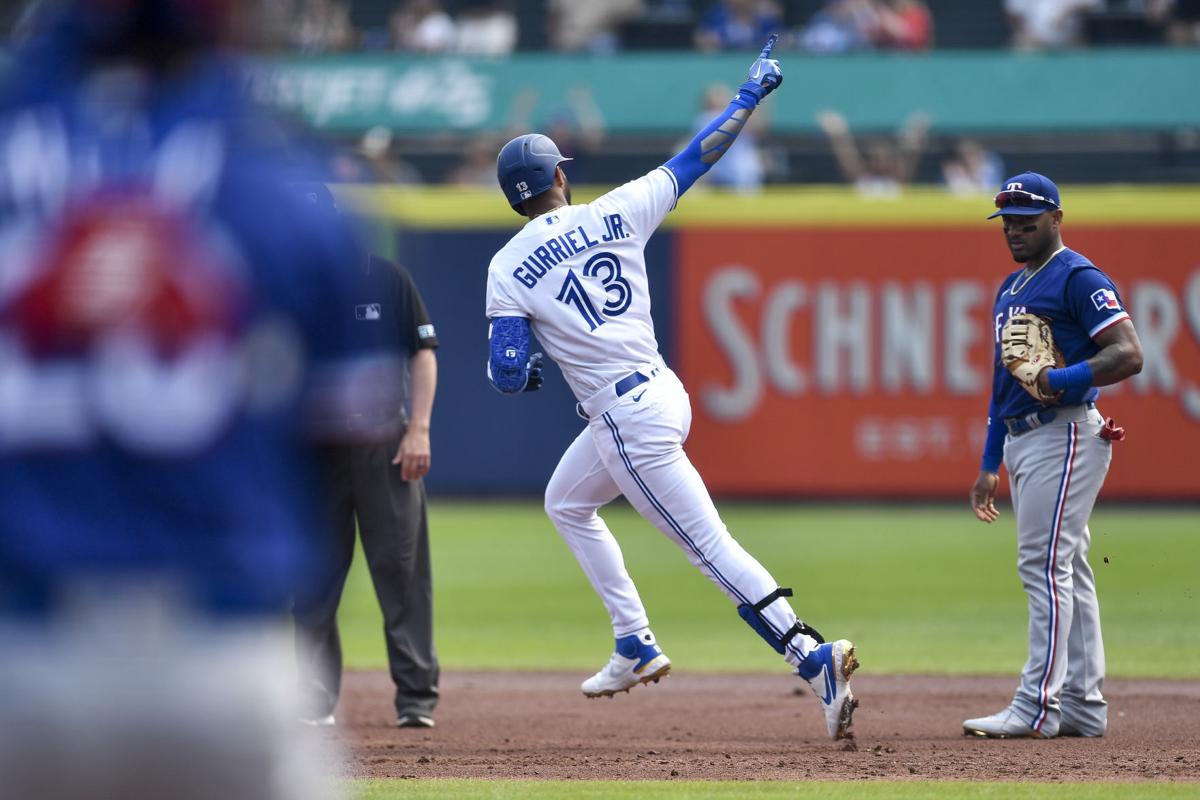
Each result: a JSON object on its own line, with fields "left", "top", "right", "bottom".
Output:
{"left": 963, "top": 707, "right": 1050, "bottom": 739}
{"left": 582, "top": 630, "right": 671, "bottom": 698}
{"left": 797, "top": 639, "right": 859, "bottom": 740}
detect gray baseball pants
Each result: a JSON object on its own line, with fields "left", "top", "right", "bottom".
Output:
{"left": 1004, "top": 404, "right": 1111, "bottom": 737}
{"left": 293, "top": 436, "right": 438, "bottom": 720}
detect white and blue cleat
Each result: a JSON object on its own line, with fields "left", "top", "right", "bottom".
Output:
{"left": 798, "top": 639, "right": 860, "bottom": 740}
{"left": 582, "top": 630, "right": 671, "bottom": 698}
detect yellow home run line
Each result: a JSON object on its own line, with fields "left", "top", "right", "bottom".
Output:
{"left": 335, "top": 185, "right": 1200, "bottom": 229}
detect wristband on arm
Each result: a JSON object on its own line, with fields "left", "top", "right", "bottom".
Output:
{"left": 1046, "top": 361, "right": 1094, "bottom": 394}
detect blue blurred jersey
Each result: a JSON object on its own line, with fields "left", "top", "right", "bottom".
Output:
{"left": 0, "top": 29, "right": 364, "bottom": 613}
{"left": 989, "top": 247, "right": 1131, "bottom": 421}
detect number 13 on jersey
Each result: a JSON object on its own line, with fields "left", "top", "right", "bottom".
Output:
{"left": 556, "top": 251, "right": 631, "bottom": 332}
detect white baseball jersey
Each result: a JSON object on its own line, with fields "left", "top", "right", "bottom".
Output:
{"left": 485, "top": 167, "right": 678, "bottom": 401}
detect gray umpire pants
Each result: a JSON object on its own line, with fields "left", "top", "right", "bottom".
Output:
{"left": 293, "top": 435, "right": 439, "bottom": 720}
{"left": 1004, "top": 404, "right": 1111, "bottom": 737}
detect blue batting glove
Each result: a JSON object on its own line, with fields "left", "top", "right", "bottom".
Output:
{"left": 735, "top": 33, "right": 783, "bottom": 106}
{"left": 524, "top": 352, "right": 544, "bottom": 392}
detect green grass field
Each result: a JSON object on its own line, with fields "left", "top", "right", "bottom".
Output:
{"left": 337, "top": 502, "right": 1200, "bottom": 678}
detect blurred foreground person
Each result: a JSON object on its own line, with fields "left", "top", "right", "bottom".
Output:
{"left": 0, "top": 2, "right": 390, "bottom": 797}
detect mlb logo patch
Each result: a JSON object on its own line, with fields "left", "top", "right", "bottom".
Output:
{"left": 355, "top": 304, "right": 382, "bottom": 320}
{"left": 1090, "top": 289, "right": 1121, "bottom": 311}
{"left": 417, "top": 324, "right": 436, "bottom": 340}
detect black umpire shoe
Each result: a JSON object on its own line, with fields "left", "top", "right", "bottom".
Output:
{"left": 396, "top": 713, "right": 435, "bottom": 729}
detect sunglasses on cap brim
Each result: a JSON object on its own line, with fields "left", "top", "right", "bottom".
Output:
{"left": 993, "top": 189, "right": 1059, "bottom": 211}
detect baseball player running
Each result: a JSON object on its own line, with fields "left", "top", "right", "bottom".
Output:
{"left": 966, "top": 172, "right": 1143, "bottom": 739}
{"left": 484, "top": 36, "right": 858, "bottom": 740}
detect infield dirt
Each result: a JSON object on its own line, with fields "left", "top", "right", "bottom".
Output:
{"left": 316, "top": 671, "right": 1200, "bottom": 782}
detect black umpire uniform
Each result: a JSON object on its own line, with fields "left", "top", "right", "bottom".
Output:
{"left": 294, "top": 253, "right": 440, "bottom": 726}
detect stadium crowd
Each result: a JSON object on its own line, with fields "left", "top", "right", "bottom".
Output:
{"left": 276, "top": 0, "right": 1200, "bottom": 54}
{"left": 3, "top": 2, "right": 1193, "bottom": 190}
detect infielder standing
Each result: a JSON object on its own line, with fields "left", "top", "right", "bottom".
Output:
{"left": 966, "top": 172, "right": 1143, "bottom": 738}
{"left": 484, "top": 37, "right": 859, "bottom": 740}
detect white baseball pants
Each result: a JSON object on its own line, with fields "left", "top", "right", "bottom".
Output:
{"left": 544, "top": 366, "right": 818, "bottom": 667}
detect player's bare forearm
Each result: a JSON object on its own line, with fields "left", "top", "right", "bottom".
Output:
{"left": 1087, "top": 319, "right": 1143, "bottom": 385}
{"left": 407, "top": 348, "right": 437, "bottom": 433}
{"left": 1037, "top": 318, "right": 1143, "bottom": 394}
{"left": 395, "top": 348, "right": 436, "bottom": 474}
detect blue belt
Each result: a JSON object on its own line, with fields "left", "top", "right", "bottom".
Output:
{"left": 1005, "top": 402, "right": 1095, "bottom": 437}
{"left": 577, "top": 367, "right": 664, "bottom": 420}
{"left": 614, "top": 367, "right": 659, "bottom": 397}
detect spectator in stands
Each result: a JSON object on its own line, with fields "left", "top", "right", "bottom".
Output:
{"left": 817, "top": 108, "right": 930, "bottom": 196}
{"left": 680, "top": 84, "right": 767, "bottom": 192}
{"left": 330, "top": 128, "right": 423, "bottom": 185}
{"left": 456, "top": 3, "right": 518, "bottom": 55}
{"left": 290, "top": 0, "right": 355, "bottom": 52}
{"left": 799, "top": 0, "right": 881, "bottom": 53}
{"left": 1153, "top": 0, "right": 1200, "bottom": 44}
{"left": 390, "top": 0, "right": 456, "bottom": 53}
{"left": 941, "top": 138, "right": 1004, "bottom": 196}
{"left": 875, "top": 0, "right": 933, "bottom": 50}
{"left": 448, "top": 137, "right": 503, "bottom": 186}
{"left": 694, "top": 0, "right": 784, "bottom": 52}
{"left": 360, "top": 126, "right": 425, "bottom": 184}
{"left": 1004, "top": 0, "right": 1103, "bottom": 50}
{"left": 543, "top": 87, "right": 607, "bottom": 182}
{"left": 548, "top": 0, "right": 645, "bottom": 53}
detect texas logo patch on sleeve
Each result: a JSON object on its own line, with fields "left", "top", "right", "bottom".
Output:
{"left": 1091, "top": 288, "right": 1121, "bottom": 311}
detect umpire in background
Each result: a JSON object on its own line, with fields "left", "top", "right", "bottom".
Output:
{"left": 294, "top": 186, "right": 441, "bottom": 729}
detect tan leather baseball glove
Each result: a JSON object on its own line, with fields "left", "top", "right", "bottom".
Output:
{"left": 1000, "top": 312, "right": 1065, "bottom": 403}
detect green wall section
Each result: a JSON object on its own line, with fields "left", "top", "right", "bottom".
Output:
{"left": 262, "top": 49, "right": 1200, "bottom": 135}
{"left": 336, "top": 503, "right": 1200, "bottom": 678}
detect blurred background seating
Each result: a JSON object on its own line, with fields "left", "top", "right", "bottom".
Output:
{"left": 4, "top": 2, "right": 1193, "bottom": 192}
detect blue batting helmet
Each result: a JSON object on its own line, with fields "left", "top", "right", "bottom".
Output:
{"left": 496, "top": 134, "right": 571, "bottom": 213}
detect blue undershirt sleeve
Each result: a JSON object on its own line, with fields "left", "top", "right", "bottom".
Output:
{"left": 663, "top": 92, "right": 758, "bottom": 197}
{"left": 981, "top": 399, "right": 1006, "bottom": 473}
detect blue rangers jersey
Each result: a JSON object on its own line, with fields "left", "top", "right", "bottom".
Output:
{"left": 990, "top": 246, "right": 1131, "bottom": 422}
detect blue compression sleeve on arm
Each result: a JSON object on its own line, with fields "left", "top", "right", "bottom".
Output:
{"left": 1046, "top": 361, "right": 1094, "bottom": 393}
{"left": 488, "top": 316, "right": 532, "bottom": 394}
{"left": 980, "top": 402, "right": 1006, "bottom": 473}
{"left": 664, "top": 94, "right": 758, "bottom": 197}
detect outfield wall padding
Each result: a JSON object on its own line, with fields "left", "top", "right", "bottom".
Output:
{"left": 376, "top": 188, "right": 1200, "bottom": 500}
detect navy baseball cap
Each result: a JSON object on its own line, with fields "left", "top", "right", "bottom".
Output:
{"left": 987, "top": 172, "right": 1061, "bottom": 219}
